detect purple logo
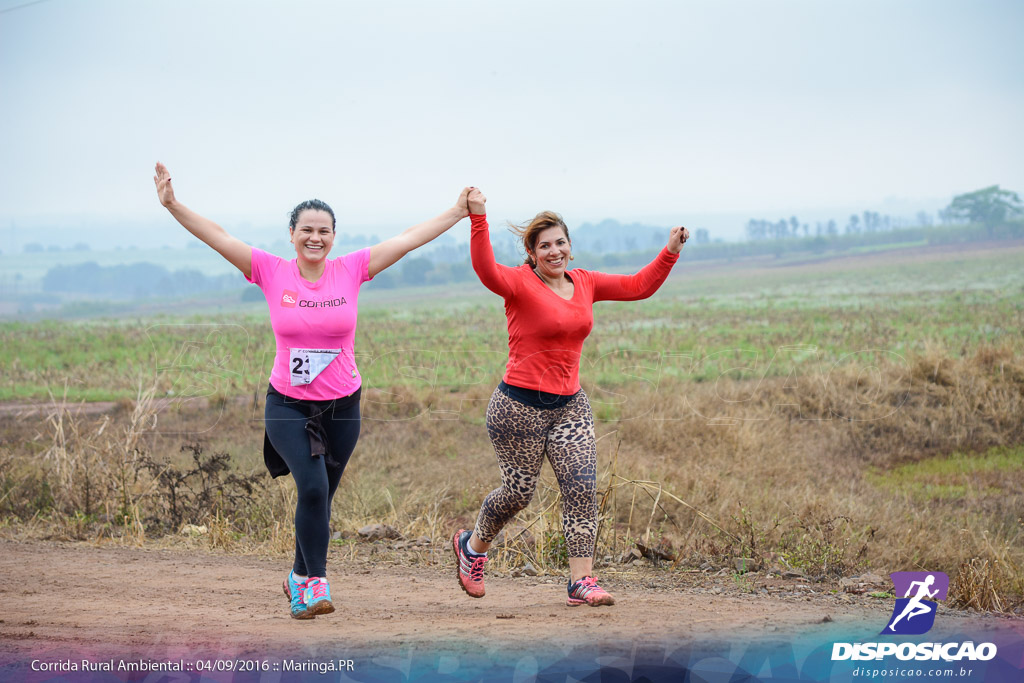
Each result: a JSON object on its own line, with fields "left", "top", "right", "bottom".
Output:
{"left": 881, "top": 571, "right": 949, "bottom": 635}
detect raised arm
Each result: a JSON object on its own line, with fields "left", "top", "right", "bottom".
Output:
{"left": 153, "top": 162, "right": 252, "bottom": 279}
{"left": 468, "top": 189, "right": 516, "bottom": 298}
{"left": 591, "top": 225, "right": 688, "bottom": 301}
{"left": 367, "top": 188, "right": 470, "bottom": 279}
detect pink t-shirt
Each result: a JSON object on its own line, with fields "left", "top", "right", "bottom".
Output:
{"left": 246, "top": 247, "right": 372, "bottom": 401}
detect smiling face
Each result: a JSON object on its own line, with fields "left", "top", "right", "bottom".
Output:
{"left": 529, "top": 225, "right": 571, "bottom": 279}
{"left": 289, "top": 209, "right": 335, "bottom": 264}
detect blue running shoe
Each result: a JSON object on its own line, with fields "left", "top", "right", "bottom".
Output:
{"left": 283, "top": 572, "right": 314, "bottom": 620}
{"left": 303, "top": 577, "right": 335, "bottom": 616}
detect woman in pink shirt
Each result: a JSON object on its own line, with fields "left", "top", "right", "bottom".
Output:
{"left": 154, "top": 162, "right": 470, "bottom": 619}
{"left": 452, "top": 188, "right": 689, "bottom": 607}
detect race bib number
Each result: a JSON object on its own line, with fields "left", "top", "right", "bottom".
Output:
{"left": 289, "top": 348, "right": 341, "bottom": 386}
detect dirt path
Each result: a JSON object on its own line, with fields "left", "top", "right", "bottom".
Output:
{"left": 0, "top": 401, "right": 120, "bottom": 418}
{"left": 1, "top": 540, "right": 1017, "bottom": 668}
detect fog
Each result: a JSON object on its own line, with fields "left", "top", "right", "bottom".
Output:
{"left": 1, "top": 0, "right": 1022, "bottom": 251}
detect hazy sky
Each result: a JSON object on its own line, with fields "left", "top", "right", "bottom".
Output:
{"left": 1, "top": 0, "right": 1022, "bottom": 244}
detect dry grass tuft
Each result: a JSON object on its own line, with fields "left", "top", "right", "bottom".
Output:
{"left": 1, "top": 343, "right": 1022, "bottom": 609}
{"left": 951, "top": 558, "right": 1005, "bottom": 612}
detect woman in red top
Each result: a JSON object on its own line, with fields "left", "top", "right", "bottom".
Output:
{"left": 452, "top": 188, "right": 689, "bottom": 606}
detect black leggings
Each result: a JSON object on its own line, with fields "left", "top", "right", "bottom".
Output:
{"left": 265, "top": 389, "right": 360, "bottom": 578}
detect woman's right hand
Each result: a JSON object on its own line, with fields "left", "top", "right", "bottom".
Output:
{"left": 468, "top": 187, "right": 487, "bottom": 215}
{"left": 153, "top": 162, "right": 176, "bottom": 208}
{"left": 454, "top": 187, "right": 471, "bottom": 218}
{"left": 150, "top": 161, "right": 252, "bottom": 278}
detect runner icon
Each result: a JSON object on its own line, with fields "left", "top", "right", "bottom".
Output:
{"left": 887, "top": 574, "right": 938, "bottom": 631}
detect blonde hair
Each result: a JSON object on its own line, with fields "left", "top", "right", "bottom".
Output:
{"left": 509, "top": 211, "right": 570, "bottom": 265}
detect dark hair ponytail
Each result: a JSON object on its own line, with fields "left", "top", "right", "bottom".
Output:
{"left": 289, "top": 199, "right": 336, "bottom": 231}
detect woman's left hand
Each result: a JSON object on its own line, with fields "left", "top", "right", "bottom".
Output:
{"left": 667, "top": 225, "right": 689, "bottom": 254}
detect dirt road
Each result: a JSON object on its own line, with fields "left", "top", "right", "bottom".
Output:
{"left": 1, "top": 539, "right": 1020, "bottom": 681}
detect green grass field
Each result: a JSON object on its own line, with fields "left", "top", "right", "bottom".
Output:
{"left": 2, "top": 242, "right": 1021, "bottom": 402}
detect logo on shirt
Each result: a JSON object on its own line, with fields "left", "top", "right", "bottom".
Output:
{"left": 279, "top": 290, "right": 348, "bottom": 309}
{"left": 298, "top": 297, "right": 347, "bottom": 308}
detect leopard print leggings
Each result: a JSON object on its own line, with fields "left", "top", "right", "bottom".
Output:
{"left": 473, "top": 387, "right": 598, "bottom": 558}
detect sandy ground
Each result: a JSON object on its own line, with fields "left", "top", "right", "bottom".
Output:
{"left": 1, "top": 539, "right": 1019, "bottom": 674}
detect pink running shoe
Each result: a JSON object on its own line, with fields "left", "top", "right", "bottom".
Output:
{"left": 452, "top": 529, "right": 488, "bottom": 598}
{"left": 567, "top": 576, "right": 615, "bottom": 606}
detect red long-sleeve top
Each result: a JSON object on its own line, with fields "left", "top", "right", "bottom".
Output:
{"left": 470, "top": 213, "right": 679, "bottom": 395}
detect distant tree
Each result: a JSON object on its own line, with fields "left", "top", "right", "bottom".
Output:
{"left": 73, "top": 242, "right": 90, "bottom": 251}
{"left": 695, "top": 228, "right": 710, "bottom": 245}
{"left": 41, "top": 261, "right": 246, "bottom": 298}
{"left": 847, "top": 214, "right": 860, "bottom": 235}
{"left": 371, "top": 269, "right": 397, "bottom": 289}
{"left": 746, "top": 219, "right": 763, "bottom": 241}
{"left": 826, "top": 219, "right": 838, "bottom": 236}
{"left": 945, "top": 185, "right": 1024, "bottom": 236}
{"left": 789, "top": 216, "right": 799, "bottom": 237}
{"left": 861, "top": 211, "right": 873, "bottom": 233}
{"left": 43, "top": 261, "right": 102, "bottom": 293}
{"left": 401, "top": 256, "right": 433, "bottom": 286}
{"left": 775, "top": 219, "right": 787, "bottom": 240}
{"left": 24, "top": 243, "right": 44, "bottom": 253}
{"left": 916, "top": 211, "right": 932, "bottom": 227}
{"left": 802, "top": 224, "right": 809, "bottom": 237}
{"left": 448, "top": 261, "right": 474, "bottom": 282}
